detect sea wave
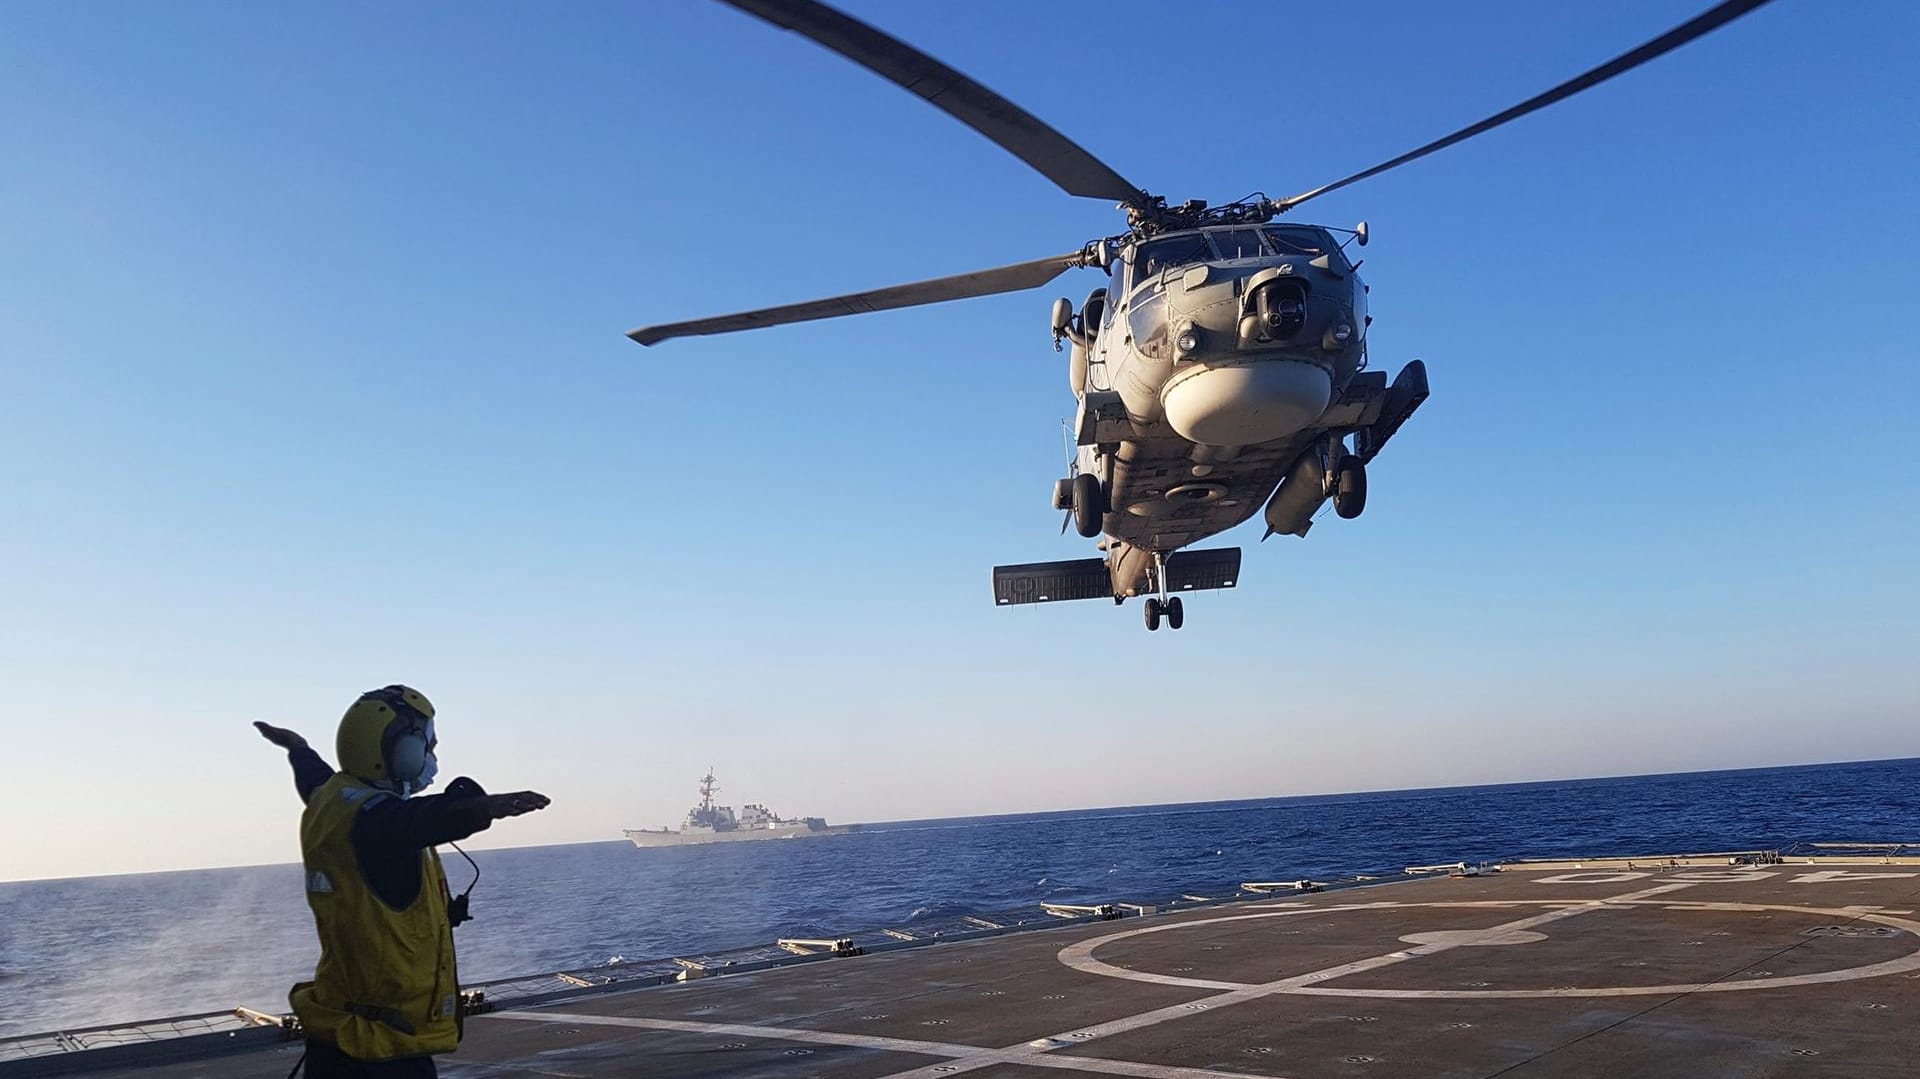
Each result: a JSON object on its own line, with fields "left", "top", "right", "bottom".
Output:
{"left": 4, "top": 758, "right": 1915, "bottom": 1038}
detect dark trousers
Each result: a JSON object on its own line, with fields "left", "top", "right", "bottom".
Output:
{"left": 304, "top": 1038, "right": 438, "bottom": 1079}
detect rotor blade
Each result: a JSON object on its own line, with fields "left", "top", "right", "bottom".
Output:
{"left": 629, "top": 252, "right": 1085, "bottom": 346}
{"left": 1271, "top": 0, "right": 1776, "bottom": 213}
{"left": 717, "top": 0, "right": 1144, "bottom": 205}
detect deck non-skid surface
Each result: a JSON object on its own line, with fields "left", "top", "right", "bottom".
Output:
{"left": 109, "top": 865, "right": 1920, "bottom": 1078}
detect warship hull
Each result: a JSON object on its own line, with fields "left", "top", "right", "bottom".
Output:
{"left": 12, "top": 844, "right": 1920, "bottom": 1078}
{"left": 624, "top": 770, "right": 854, "bottom": 848}
{"left": 623, "top": 823, "right": 859, "bottom": 847}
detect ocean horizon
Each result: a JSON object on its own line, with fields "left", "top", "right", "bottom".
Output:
{"left": 3, "top": 755, "right": 1917, "bottom": 1037}
{"left": 7, "top": 754, "right": 1908, "bottom": 886}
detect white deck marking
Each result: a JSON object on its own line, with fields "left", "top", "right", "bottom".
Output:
{"left": 487, "top": 880, "right": 1920, "bottom": 1079}
{"left": 879, "top": 1052, "right": 1293, "bottom": 1079}
{"left": 1062, "top": 889, "right": 1920, "bottom": 1001}
{"left": 1398, "top": 929, "right": 1548, "bottom": 946}
{"left": 1532, "top": 871, "right": 1650, "bottom": 884}
{"left": 1056, "top": 903, "right": 1415, "bottom": 990}
{"left": 1668, "top": 870, "right": 1780, "bottom": 882}
{"left": 1792, "top": 871, "right": 1920, "bottom": 884}
{"left": 1057, "top": 883, "right": 1696, "bottom": 990}
{"left": 488, "top": 1010, "right": 969, "bottom": 1055}
{"left": 1281, "top": 901, "right": 1920, "bottom": 1000}
{"left": 903, "top": 883, "right": 1703, "bottom": 1079}
{"left": 488, "top": 1009, "right": 1292, "bottom": 1079}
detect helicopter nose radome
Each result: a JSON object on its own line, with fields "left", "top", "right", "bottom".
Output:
{"left": 1160, "top": 359, "right": 1332, "bottom": 446}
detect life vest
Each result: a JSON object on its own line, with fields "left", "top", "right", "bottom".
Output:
{"left": 290, "top": 773, "right": 461, "bottom": 1060}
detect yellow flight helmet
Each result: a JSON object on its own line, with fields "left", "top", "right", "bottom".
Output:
{"left": 336, "top": 684, "right": 437, "bottom": 787}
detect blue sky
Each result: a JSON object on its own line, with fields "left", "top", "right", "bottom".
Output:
{"left": 2, "top": 1, "right": 1915, "bottom": 881}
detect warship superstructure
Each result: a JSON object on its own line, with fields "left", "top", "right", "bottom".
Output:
{"left": 623, "top": 771, "right": 855, "bottom": 848}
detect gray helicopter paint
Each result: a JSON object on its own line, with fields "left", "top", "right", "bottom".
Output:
{"left": 1064, "top": 226, "right": 1394, "bottom": 599}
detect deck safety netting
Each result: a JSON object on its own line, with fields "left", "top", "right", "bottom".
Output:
{"left": 0, "top": 1011, "right": 268, "bottom": 1062}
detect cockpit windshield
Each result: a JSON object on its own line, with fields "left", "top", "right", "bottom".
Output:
{"left": 1208, "top": 229, "right": 1266, "bottom": 259}
{"left": 1133, "top": 233, "right": 1212, "bottom": 283}
{"left": 1263, "top": 226, "right": 1330, "bottom": 256}
{"left": 1129, "top": 226, "right": 1345, "bottom": 293}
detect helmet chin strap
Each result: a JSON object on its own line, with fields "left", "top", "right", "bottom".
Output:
{"left": 361, "top": 773, "right": 410, "bottom": 797}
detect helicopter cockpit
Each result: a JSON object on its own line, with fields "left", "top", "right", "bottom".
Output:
{"left": 1113, "top": 225, "right": 1348, "bottom": 361}
{"left": 1129, "top": 225, "right": 1338, "bottom": 286}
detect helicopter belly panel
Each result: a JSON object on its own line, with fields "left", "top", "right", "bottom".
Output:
{"left": 1160, "top": 358, "right": 1332, "bottom": 446}
{"left": 1103, "top": 438, "right": 1305, "bottom": 553}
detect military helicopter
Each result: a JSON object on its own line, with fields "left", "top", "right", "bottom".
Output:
{"left": 632, "top": 0, "right": 1774, "bottom": 631}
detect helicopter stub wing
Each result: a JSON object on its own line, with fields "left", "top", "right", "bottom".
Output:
{"left": 992, "top": 548, "right": 1242, "bottom": 607}
{"left": 993, "top": 557, "right": 1111, "bottom": 606}
{"left": 1163, "top": 547, "right": 1242, "bottom": 594}
{"left": 629, "top": 252, "right": 1086, "bottom": 346}
{"left": 717, "top": 0, "right": 1144, "bottom": 206}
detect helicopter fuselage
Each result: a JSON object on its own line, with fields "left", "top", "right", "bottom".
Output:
{"left": 1051, "top": 223, "right": 1427, "bottom": 605}
{"left": 626, "top": 0, "right": 1764, "bottom": 628}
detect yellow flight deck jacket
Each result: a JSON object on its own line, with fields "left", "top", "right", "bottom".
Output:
{"left": 290, "top": 774, "right": 461, "bottom": 1060}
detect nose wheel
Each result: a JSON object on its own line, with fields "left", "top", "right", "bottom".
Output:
{"left": 1142, "top": 551, "right": 1185, "bottom": 631}
{"left": 1144, "top": 596, "right": 1184, "bottom": 631}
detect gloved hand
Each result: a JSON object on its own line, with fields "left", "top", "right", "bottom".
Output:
{"left": 253, "top": 721, "right": 309, "bottom": 752}
{"left": 485, "top": 791, "right": 551, "bottom": 820}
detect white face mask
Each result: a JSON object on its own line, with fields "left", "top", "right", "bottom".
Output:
{"left": 414, "top": 750, "right": 439, "bottom": 794}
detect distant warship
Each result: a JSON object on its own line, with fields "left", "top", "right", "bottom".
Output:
{"left": 623, "top": 771, "right": 856, "bottom": 847}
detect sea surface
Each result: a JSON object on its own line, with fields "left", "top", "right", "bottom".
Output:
{"left": 3, "top": 758, "right": 1916, "bottom": 1038}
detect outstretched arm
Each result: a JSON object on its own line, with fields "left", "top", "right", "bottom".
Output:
{"left": 364, "top": 780, "right": 551, "bottom": 850}
{"left": 254, "top": 721, "right": 334, "bottom": 804}
{"left": 350, "top": 781, "right": 552, "bottom": 911}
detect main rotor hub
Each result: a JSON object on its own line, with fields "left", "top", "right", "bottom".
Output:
{"left": 1123, "top": 194, "right": 1282, "bottom": 239}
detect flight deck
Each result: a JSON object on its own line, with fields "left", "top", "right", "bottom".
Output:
{"left": 10, "top": 847, "right": 1920, "bottom": 1078}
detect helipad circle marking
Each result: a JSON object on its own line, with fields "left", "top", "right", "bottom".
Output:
{"left": 1058, "top": 901, "right": 1920, "bottom": 999}
{"left": 1399, "top": 929, "right": 1548, "bottom": 947}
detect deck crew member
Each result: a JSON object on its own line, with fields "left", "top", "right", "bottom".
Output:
{"left": 255, "top": 685, "right": 549, "bottom": 1078}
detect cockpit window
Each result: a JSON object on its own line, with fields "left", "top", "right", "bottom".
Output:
{"left": 1208, "top": 229, "right": 1266, "bottom": 259}
{"left": 1133, "top": 233, "right": 1212, "bottom": 284}
{"left": 1263, "top": 226, "right": 1330, "bottom": 256}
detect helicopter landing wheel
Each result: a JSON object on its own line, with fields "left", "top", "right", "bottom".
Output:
{"left": 1071, "top": 473, "right": 1105, "bottom": 538}
{"left": 1334, "top": 457, "right": 1367, "bottom": 519}
{"left": 1144, "top": 597, "right": 1163, "bottom": 631}
{"left": 1165, "top": 596, "right": 1184, "bottom": 630}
